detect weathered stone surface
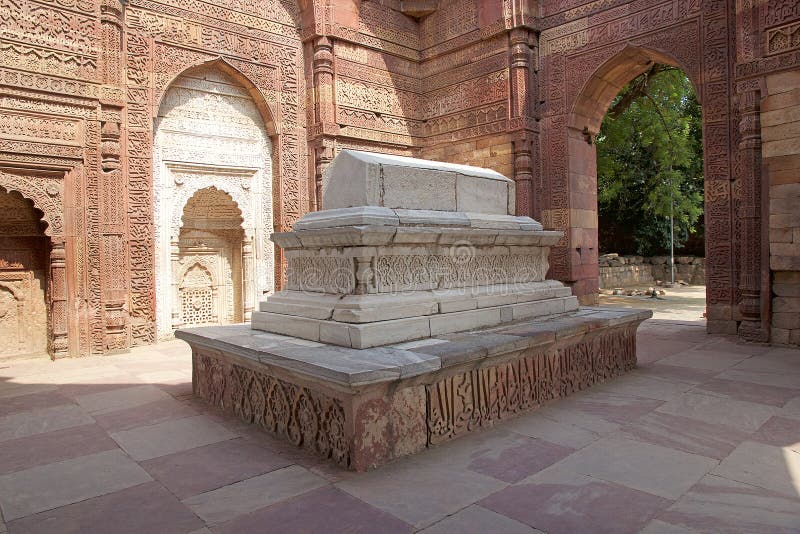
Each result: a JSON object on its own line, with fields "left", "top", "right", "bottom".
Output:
{"left": 322, "top": 150, "right": 514, "bottom": 215}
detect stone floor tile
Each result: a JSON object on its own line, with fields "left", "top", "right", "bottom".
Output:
{"left": 142, "top": 438, "right": 291, "bottom": 498}
{"left": 618, "top": 411, "right": 752, "bottom": 460}
{"left": 420, "top": 505, "right": 540, "bottom": 534}
{"left": 92, "top": 397, "right": 198, "bottom": 433}
{"left": 656, "top": 392, "right": 778, "bottom": 432}
{"left": 715, "top": 368, "right": 800, "bottom": 389}
{"left": 336, "top": 458, "right": 506, "bottom": 528}
{"left": 74, "top": 384, "right": 172, "bottom": 415}
{"left": 0, "top": 390, "right": 72, "bottom": 418}
{"left": 695, "top": 377, "right": 800, "bottom": 407}
{"left": 537, "top": 391, "right": 663, "bottom": 434}
{"left": 549, "top": 435, "right": 718, "bottom": 499}
{"left": 732, "top": 349, "right": 800, "bottom": 375}
{"left": 214, "top": 486, "right": 412, "bottom": 534}
{"left": 657, "top": 474, "right": 800, "bottom": 533}
{"left": 55, "top": 375, "right": 145, "bottom": 399}
{"left": 750, "top": 416, "right": 800, "bottom": 452}
{"left": 657, "top": 349, "right": 750, "bottom": 372}
{"left": 410, "top": 428, "right": 538, "bottom": 471}
{"left": 639, "top": 519, "right": 694, "bottom": 533}
{"left": 0, "top": 423, "right": 118, "bottom": 475}
{"left": 639, "top": 322, "right": 709, "bottom": 343}
{"left": 480, "top": 466, "right": 672, "bottom": 534}
{"left": 0, "top": 404, "right": 94, "bottom": 443}
{"left": 467, "top": 434, "right": 573, "bottom": 483}
{"left": 135, "top": 370, "right": 190, "bottom": 385}
{"left": 635, "top": 339, "right": 699, "bottom": 364}
{"left": 5, "top": 481, "right": 203, "bottom": 534}
{"left": 712, "top": 440, "right": 800, "bottom": 498}
{"left": 504, "top": 413, "right": 600, "bottom": 449}
{"left": 0, "top": 449, "right": 152, "bottom": 521}
{"left": 695, "top": 338, "right": 772, "bottom": 356}
{"left": 158, "top": 381, "right": 194, "bottom": 397}
{"left": 595, "top": 373, "right": 693, "bottom": 401}
{"left": 183, "top": 464, "right": 327, "bottom": 524}
{"left": 110, "top": 415, "right": 237, "bottom": 461}
{"left": 633, "top": 363, "right": 717, "bottom": 385}
{"left": 0, "top": 383, "right": 58, "bottom": 401}
{"left": 781, "top": 396, "right": 800, "bottom": 420}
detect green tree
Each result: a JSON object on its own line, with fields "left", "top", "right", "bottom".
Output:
{"left": 596, "top": 65, "right": 704, "bottom": 256}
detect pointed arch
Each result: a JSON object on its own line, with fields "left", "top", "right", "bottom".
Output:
{"left": 569, "top": 45, "right": 698, "bottom": 136}
{"left": 0, "top": 170, "right": 63, "bottom": 238}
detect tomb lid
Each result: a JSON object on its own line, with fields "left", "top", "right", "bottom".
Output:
{"left": 322, "top": 150, "right": 515, "bottom": 215}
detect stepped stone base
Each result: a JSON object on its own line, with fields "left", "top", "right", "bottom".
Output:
{"left": 177, "top": 306, "right": 651, "bottom": 471}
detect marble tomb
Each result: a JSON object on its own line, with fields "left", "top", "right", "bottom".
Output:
{"left": 177, "top": 151, "right": 650, "bottom": 470}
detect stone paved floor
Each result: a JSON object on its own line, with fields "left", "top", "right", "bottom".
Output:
{"left": 0, "top": 320, "right": 799, "bottom": 533}
{"left": 600, "top": 285, "right": 707, "bottom": 322}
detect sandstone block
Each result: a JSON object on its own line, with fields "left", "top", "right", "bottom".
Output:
{"left": 771, "top": 328, "right": 791, "bottom": 344}
{"left": 773, "top": 297, "right": 800, "bottom": 313}
{"left": 772, "top": 312, "right": 800, "bottom": 330}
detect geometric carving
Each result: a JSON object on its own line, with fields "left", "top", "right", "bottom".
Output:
{"left": 174, "top": 190, "right": 243, "bottom": 330}
{"left": 766, "top": 21, "right": 800, "bottom": 55}
{"left": 180, "top": 264, "right": 214, "bottom": 326}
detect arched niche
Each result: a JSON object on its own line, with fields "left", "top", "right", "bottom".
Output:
{"left": 153, "top": 63, "right": 275, "bottom": 337}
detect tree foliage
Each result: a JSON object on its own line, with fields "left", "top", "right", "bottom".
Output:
{"left": 596, "top": 65, "right": 704, "bottom": 256}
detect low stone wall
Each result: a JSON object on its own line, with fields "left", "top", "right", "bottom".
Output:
{"left": 599, "top": 254, "right": 706, "bottom": 288}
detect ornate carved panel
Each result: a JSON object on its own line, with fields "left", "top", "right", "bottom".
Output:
{"left": 427, "top": 326, "right": 637, "bottom": 444}
{"left": 0, "top": 190, "right": 49, "bottom": 358}
{"left": 154, "top": 65, "right": 273, "bottom": 337}
{"left": 193, "top": 351, "right": 350, "bottom": 467}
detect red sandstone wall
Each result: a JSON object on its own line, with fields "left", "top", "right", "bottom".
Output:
{"left": 1, "top": 0, "right": 799, "bottom": 354}
{"left": 763, "top": 69, "right": 800, "bottom": 345}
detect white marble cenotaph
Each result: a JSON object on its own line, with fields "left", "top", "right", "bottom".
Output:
{"left": 252, "top": 150, "right": 579, "bottom": 348}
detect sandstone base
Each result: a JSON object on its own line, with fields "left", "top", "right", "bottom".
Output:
{"left": 177, "top": 307, "right": 651, "bottom": 470}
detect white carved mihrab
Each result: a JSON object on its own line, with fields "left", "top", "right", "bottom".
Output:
{"left": 154, "top": 65, "right": 274, "bottom": 337}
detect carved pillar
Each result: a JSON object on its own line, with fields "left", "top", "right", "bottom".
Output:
{"left": 310, "top": 36, "right": 338, "bottom": 211}
{"left": 509, "top": 28, "right": 536, "bottom": 217}
{"left": 513, "top": 137, "right": 533, "bottom": 216}
{"left": 99, "top": 0, "right": 129, "bottom": 351}
{"left": 49, "top": 240, "right": 68, "bottom": 359}
{"left": 242, "top": 233, "right": 254, "bottom": 320}
{"left": 737, "top": 88, "right": 767, "bottom": 341}
{"left": 170, "top": 237, "right": 181, "bottom": 331}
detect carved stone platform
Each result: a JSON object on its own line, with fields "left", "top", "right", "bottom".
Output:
{"left": 177, "top": 306, "right": 651, "bottom": 471}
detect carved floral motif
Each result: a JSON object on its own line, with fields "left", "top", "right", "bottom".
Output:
{"left": 193, "top": 351, "right": 350, "bottom": 466}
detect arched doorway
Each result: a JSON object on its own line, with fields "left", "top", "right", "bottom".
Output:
{"left": 154, "top": 64, "right": 275, "bottom": 338}
{"left": 174, "top": 187, "right": 245, "bottom": 329}
{"left": 553, "top": 45, "right": 736, "bottom": 332}
{"left": 0, "top": 188, "right": 49, "bottom": 358}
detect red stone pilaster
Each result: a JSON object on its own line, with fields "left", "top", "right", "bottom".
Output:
{"left": 737, "top": 86, "right": 768, "bottom": 341}
{"left": 98, "top": 0, "right": 130, "bottom": 351}
{"left": 310, "top": 36, "right": 339, "bottom": 211}
{"left": 509, "top": 27, "right": 536, "bottom": 217}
